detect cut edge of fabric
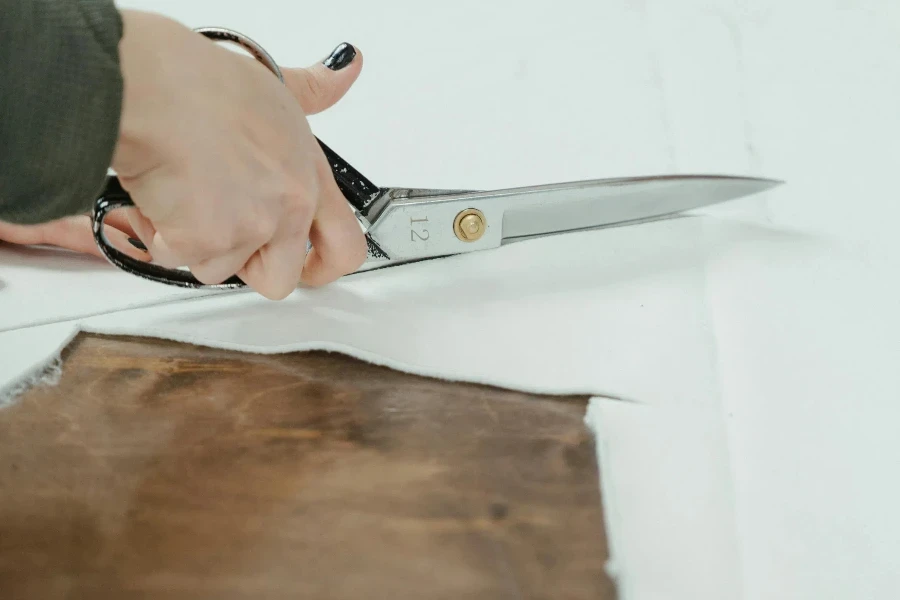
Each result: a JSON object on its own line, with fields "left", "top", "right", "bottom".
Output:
{"left": 79, "top": 321, "right": 632, "bottom": 400}
{"left": 0, "top": 356, "right": 64, "bottom": 409}
{"left": 585, "top": 397, "right": 628, "bottom": 599}
{"left": 0, "top": 324, "right": 80, "bottom": 409}
{"left": 0, "top": 284, "right": 238, "bottom": 335}
{"left": 583, "top": 397, "right": 748, "bottom": 600}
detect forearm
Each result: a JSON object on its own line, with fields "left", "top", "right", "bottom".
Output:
{"left": 0, "top": 0, "right": 123, "bottom": 225}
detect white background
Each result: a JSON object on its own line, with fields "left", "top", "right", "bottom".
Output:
{"left": 2, "top": 1, "right": 899, "bottom": 598}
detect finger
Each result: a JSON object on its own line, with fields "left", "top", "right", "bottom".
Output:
{"left": 282, "top": 43, "right": 363, "bottom": 115}
{"left": 124, "top": 209, "right": 193, "bottom": 266}
{"left": 103, "top": 208, "right": 139, "bottom": 239}
{"left": 239, "top": 233, "right": 310, "bottom": 300}
{"left": 189, "top": 241, "right": 257, "bottom": 285}
{"left": 0, "top": 216, "right": 149, "bottom": 261}
{"left": 0, "top": 220, "right": 44, "bottom": 246}
{"left": 300, "top": 177, "right": 368, "bottom": 287}
{"left": 99, "top": 222, "right": 154, "bottom": 261}
{"left": 121, "top": 179, "right": 218, "bottom": 268}
{"left": 105, "top": 209, "right": 146, "bottom": 252}
{"left": 43, "top": 217, "right": 106, "bottom": 257}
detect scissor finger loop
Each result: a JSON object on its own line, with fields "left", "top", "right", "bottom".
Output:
{"left": 193, "top": 27, "right": 285, "bottom": 83}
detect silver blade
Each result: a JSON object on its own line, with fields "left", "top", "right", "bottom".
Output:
{"left": 362, "top": 174, "right": 780, "bottom": 266}
{"left": 498, "top": 175, "right": 781, "bottom": 242}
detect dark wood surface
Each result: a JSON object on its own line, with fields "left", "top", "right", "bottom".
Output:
{"left": 0, "top": 333, "right": 614, "bottom": 600}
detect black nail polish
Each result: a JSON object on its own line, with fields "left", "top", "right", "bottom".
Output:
{"left": 323, "top": 43, "right": 356, "bottom": 71}
{"left": 128, "top": 237, "right": 147, "bottom": 251}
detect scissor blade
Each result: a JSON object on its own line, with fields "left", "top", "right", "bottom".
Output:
{"left": 499, "top": 175, "right": 780, "bottom": 242}
{"left": 360, "top": 174, "right": 780, "bottom": 268}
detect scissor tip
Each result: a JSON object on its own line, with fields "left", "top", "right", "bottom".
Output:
{"left": 759, "top": 178, "right": 786, "bottom": 192}
{"left": 734, "top": 175, "right": 785, "bottom": 192}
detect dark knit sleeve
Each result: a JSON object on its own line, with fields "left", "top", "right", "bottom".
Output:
{"left": 0, "top": 0, "right": 123, "bottom": 224}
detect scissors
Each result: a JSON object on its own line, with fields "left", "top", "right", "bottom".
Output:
{"left": 92, "top": 27, "right": 781, "bottom": 289}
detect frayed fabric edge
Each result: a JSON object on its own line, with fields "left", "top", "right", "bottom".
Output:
{"left": 0, "top": 323, "right": 80, "bottom": 410}
{"left": 0, "top": 356, "right": 64, "bottom": 409}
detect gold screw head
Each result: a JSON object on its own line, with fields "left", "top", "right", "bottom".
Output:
{"left": 461, "top": 215, "right": 481, "bottom": 235}
{"left": 454, "top": 209, "right": 486, "bottom": 242}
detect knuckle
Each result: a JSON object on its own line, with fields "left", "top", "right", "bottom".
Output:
{"left": 161, "top": 236, "right": 195, "bottom": 259}
{"left": 300, "top": 71, "right": 329, "bottom": 103}
{"left": 238, "top": 214, "right": 277, "bottom": 246}
{"left": 238, "top": 264, "right": 294, "bottom": 301}
{"left": 163, "top": 230, "right": 229, "bottom": 263}
{"left": 259, "top": 279, "right": 295, "bottom": 301}
{"left": 197, "top": 234, "right": 233, "bottom": 257}
{"left": 190, "top": 267, "right": 225, "bottom": 285}
{"left": 279, "top": 176, "right": 318, "bottom": 221}
{"left": 344, "top": 234, "right": 368, "bottom": 271}
{"left": 287, "top": 176, "right": 320, "bottom": 208}
{"left": 287, "top": 200, "right": 315, "bottom": 229}
{"left": 324, "top": 245, "right": 365, "bottom": 279}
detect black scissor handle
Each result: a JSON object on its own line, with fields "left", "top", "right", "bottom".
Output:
{"left": 91, "top": 176, "right": 247, "bottom": 288}
{"left": 91, "top": 26, "right": 382, "bottom": 288}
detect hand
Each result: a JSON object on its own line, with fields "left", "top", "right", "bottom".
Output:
{"left": 0, "top": 211, "right": 149, "bottom": 261}
{"left": 112, "top": 11, "right": 368, "bottom": 299}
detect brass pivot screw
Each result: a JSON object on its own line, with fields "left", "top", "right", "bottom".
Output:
{"left": 454, "top": 208, "right": 486, "bottom": 242}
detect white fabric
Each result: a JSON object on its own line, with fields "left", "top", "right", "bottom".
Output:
{"left": 0, "top": 323, "right": 77, "bottom": 408}
{"left": 77, "top": 217, "right": 749, "bottom": 402}
{"left": 2, "top": 1, "right": 899, "bottom": 599}
{"left": 586, "top": 399, "right": 743, "bottom": 600}
{"left": 0, "top": 214, "right": 763, "bottom": 400}
{"left": 0, "top": 244, "right": 227, "bottom": 332}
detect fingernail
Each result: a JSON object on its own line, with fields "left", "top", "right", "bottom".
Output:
{"left": 128, "top": 237, "right": 147, "bottom": 251}
{"left": 323, "top": 43, "right": 356, "bottom": 71}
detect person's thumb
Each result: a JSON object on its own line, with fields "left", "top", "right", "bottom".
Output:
{"left": 282, "top": 43, "right": 363, "bottom": 115}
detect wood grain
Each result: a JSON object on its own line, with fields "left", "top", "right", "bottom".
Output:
{"left": 0, "top": 333, "right": 614, "bottom": 600}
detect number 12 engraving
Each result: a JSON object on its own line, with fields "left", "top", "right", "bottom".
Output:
{"left": 410, "top": 216, "right": 429, "bottom": 242}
